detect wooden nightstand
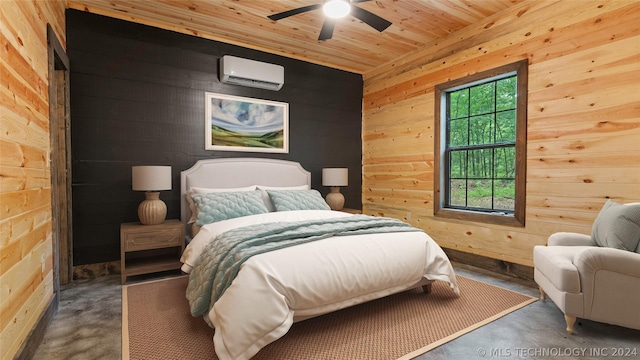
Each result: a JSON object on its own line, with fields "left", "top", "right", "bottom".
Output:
{"left": 340, "top": 208, "right": 362, "bottom": 214}
{"left": 120, "top": 219, "right": 185, "bottom": 284}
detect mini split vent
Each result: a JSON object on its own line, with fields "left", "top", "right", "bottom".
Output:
{"left": 219, "top": 55, "right": 285, "bottom": 91}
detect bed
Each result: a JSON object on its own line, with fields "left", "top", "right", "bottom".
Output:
{"left": 179, "top": 158, "right": 459, "bottom": 360}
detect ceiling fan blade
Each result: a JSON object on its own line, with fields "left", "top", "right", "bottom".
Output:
{"left": 318, "top": 19, "right": 336, "bottom": 40}
{"left": 350, "top": 6, "right": 392, "bottom": 32}
{"left": 351, "top": 0, "right": 372, "bottom": 3}
{"left": 268, "top": 4, "right": 322, "bottom": 21}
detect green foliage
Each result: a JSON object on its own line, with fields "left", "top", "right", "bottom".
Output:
{"left": 446, "top": 75, "right": 517, "bottom": 211}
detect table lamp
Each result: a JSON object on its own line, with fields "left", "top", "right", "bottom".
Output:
{"left": 132, "top": 166, "right": 172, "bottom": 225}
{"left": 322, "top": 168, "right": 348, "bottom": 210}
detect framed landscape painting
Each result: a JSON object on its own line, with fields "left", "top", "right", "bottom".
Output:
{"left": 205, "top": 92, "right": 289, "bottom": 153}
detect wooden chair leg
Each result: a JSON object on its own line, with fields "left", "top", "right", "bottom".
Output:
{"left": 422, "top": 283, "right": 432, "bottom": 294}
{"left": 564, "top": 315, "right": 576, "bottom": 334}
{"left": 539, "top": 286, "right": 546, "bottom": 302}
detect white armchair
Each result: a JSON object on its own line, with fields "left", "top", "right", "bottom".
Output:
{"left": 533, "top": 201, "right": 640, "bottom": 334}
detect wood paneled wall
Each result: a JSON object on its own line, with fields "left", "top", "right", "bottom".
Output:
{"left": 0, "top": 1, "right": 66, "bottom": 359}
{"left": 362, "top": 0, "right": 640, "bottom": 267}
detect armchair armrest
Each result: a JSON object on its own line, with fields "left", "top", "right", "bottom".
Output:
{"left": 574, "top": 247, "right": 640, "bottom": 327}
{"left": 548, "top": 232, "right": 596, "bottom": 247}
{"left": 574, "top": 247, "right": 640, "bottom": 279}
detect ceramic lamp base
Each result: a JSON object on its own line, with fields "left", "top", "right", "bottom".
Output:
{"left": 138, "top": 192, "right": 167, "bottom": 225}
{"left": 325, "top": 187, "right": 345, "bottom": 211}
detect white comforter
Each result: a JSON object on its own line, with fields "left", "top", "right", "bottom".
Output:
{"left": 180, "top": 210, "right": 459, "bottom": 360}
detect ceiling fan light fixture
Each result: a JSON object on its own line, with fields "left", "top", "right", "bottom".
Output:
{"left": 323, "top": 0, "right": 351, "bottom": 19}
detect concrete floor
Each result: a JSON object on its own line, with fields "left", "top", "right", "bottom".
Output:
{"left": 33, "top": 264, "right": 639, "bottom": 360}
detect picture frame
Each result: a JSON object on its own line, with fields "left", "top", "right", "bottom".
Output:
{"left": 204, "top": 92, "right": 289, "bottom": 153}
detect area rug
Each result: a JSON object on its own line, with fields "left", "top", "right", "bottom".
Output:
{"left": 122, "top": 275, "right": 536, "bottom": 360}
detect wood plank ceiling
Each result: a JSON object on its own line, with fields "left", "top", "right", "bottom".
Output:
{"left": 66, "top": 0, "right": 524, "bottom": 75}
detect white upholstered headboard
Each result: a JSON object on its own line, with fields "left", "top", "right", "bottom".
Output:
{"left": 180, "top": 158, "right": 311, "bottom": 236}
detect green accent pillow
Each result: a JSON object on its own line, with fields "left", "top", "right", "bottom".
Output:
{"left": 191, "top": 190, "right": 268, "bottom": 226}
{"left": 267, "top": 189, "right": 331, "bottom": 212}
{"left": 591, "top": 200, "right": 640, "bottom": 252}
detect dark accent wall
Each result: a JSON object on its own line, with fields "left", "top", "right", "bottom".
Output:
{"left": 67, "top": 10, "right": 363, "bottom": 266}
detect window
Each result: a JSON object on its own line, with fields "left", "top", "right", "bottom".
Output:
{"left": 434, "top": 60, "right": 527, "bottom": 227}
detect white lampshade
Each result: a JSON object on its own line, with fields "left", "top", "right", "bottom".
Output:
{"left": 132, "top": 166, "right": 172, "bottom": 191}
{"left": 322, "top": 168, "right": 348, "bottom": 187}
{"left": 132, "top": 166, "right": 171, "bottom": 225}
{"left": 323, "top": 0, "right": 350, "bottom": 19}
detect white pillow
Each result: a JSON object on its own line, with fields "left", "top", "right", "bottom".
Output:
{"left": 186, "top": 185, "right": 257, "bottom": 223}
{"left": 257, "top": 185, "right": 310, "bottom": 211}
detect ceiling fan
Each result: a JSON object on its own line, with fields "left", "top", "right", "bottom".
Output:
{"left": 267, "top": 0, "right": 392, "bottom": 41}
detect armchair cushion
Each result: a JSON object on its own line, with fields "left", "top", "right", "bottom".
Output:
{"left": 591, "top": 200, "right": 640, "bottom": 253}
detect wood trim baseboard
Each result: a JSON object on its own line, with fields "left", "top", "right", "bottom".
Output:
{"left": 14, "top": 293, "right": 58, "bottom": 360}
{"left": 443, "top": 248, "right": 535, "bottom": 285}
{"left": 73, "top": 261, "right": 121, "bottom": 280}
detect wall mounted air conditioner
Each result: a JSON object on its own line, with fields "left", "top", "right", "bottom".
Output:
{"left": 219, "top": 55, "right": 284, "bottom": 91}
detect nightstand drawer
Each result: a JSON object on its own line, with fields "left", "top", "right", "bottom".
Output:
{"left": 120, "top": 220, "right": 185, "bottom": 284}
{"left": 124, "top": 230, "right": 181, "bottom": 251}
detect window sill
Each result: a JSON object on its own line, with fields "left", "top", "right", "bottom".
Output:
{"left": 435, "top": 207, "right": 524, "bottom": 227}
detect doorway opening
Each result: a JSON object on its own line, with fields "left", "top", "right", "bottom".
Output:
{"left": 47, "top": 25, "right": 72, "bottom": 296}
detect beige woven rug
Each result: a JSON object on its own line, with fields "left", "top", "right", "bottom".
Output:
{"left": 122, "top": 275, "right": 536, "bottom": 360}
